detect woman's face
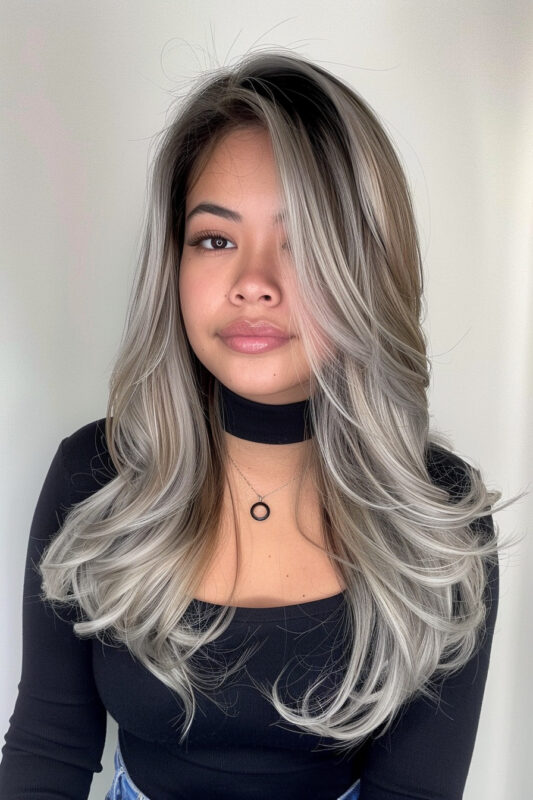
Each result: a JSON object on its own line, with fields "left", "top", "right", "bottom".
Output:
{"left": 179, "top": 126, "right": 313, "bottom": 405}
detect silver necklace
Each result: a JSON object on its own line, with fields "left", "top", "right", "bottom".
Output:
{"left": 228, "top": 454, "right": 298, "bottom": 521}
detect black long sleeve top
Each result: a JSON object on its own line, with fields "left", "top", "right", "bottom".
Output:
{"left": 0, "top": 417, "right": 499, "bottom": 799}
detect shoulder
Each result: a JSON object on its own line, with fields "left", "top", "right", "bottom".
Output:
{"left": 425, "top": 442, "right": 496, "bottom": 544}
{"left": 425, "top": 442, "right": 474, "bottom": 503}
{"left": 26, "top": 418, "right": 116, "bottom": 550}
{"left": 60, "top": 416, "right": 116, "bottom": 502}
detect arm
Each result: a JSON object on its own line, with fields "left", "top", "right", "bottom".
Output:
{"left": 359, "top": 513, "right": 499, "bottom": 800}
{"left": 0, "top": 439, "right": 107, "bottom": 799}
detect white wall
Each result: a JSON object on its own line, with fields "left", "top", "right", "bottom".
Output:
{"left": 1, "top": 2, "right": 531, "bottom": 798}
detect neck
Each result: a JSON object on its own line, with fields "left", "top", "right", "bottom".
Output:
{"left": 217, "top": 380, "right": 315, "bottom": 488}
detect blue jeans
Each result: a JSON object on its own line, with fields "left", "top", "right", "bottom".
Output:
{"left": 105, "top": 740, "right": 361, "bottom": 799}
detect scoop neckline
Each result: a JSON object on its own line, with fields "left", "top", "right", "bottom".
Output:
{"left": 189, "top": 588, "right": 347, "bottom": 622}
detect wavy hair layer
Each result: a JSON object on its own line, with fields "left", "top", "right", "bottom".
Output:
{"left": 39, "top": 47, "right": 525, "bottom": 752}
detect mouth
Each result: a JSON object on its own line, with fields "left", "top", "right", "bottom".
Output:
{"left": 218, "top": 334, "right": 291, "bottom": 354}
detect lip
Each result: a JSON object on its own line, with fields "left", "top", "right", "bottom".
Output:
{"left": 219, "top": 335, "right": 290, "bottom": 354}
{"left": 219, "top": 318, "right": 290, "bottom": 338}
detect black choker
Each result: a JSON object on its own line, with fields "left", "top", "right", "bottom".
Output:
{"left": 218, "top": 382, "right": 313, "bottom": 445}
{"left": 217, "top": 381, "right": 313, "bottom": 519}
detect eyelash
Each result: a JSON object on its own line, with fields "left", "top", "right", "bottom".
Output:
{"left": 187, "top": 230, "right": 291, "bottom": 253}
{"left": 187, "top": 231, "right": 236, "bottom": 251}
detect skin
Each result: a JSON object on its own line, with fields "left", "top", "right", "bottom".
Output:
{"left": 179, "top": 126, "right": 316, "bottom": 494}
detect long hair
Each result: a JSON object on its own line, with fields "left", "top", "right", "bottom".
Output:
{"left": 39, "top": 47, "right": 525, "bottom": 752}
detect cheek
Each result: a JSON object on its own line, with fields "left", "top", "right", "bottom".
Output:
{"left": 179, "top": 263, "right": 200, "bottom": 318}
{"left": 178, "top": 264, "right": 217, "bottom": 337}
{"left": 295, "top": 317, "right": 332, "bottom": 369}
{"left": 178, "top": 271, "right": 200, "bottom": 349}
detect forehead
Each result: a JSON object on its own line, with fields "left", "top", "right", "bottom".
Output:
{"left": 186, "top": 127, "right": 276, "bottom": 199}
{"left": 207, "top": 125, "right": 272, "bottom": 164}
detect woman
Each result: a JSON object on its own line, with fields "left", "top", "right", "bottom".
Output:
{"left": 0, "top": 49, "right": 522, "bottom": 800}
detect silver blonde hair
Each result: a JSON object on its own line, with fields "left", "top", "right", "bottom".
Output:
{"left": 39, "top": 48, "right": 525, "bottom": 753}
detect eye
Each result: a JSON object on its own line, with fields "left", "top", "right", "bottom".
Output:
{"left": 187, "top": 231, "right": 236, "bottom": 251}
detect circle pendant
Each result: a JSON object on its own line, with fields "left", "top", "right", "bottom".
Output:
{"left": 250, "top": 501, "right": 270, "bottom": 521}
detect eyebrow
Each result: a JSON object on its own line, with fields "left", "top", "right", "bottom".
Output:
{"left": 185, "top": 202, "right": 286, "bottom": 225}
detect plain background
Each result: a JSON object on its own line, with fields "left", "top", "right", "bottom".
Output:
{"left": 1, "top": 2, "right": 531, "bottom": 798}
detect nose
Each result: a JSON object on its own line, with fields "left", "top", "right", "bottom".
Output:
{"left": 227, "top": 246, "right": 285, "bottom": 305}
{"left": 229, "top": 278, "right": 280, "bottom": 305}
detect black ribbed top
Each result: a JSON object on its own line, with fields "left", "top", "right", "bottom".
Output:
{"left": 0, "top": 412, "right": 499, "bottom": 800}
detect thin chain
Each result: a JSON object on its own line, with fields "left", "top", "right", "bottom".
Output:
{"left": 228, "top": 454, "right": 297, "bottom": 501}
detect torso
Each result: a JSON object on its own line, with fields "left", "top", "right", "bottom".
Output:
{"left": 194, "top": 476, "right": 345, "bottom": 608}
